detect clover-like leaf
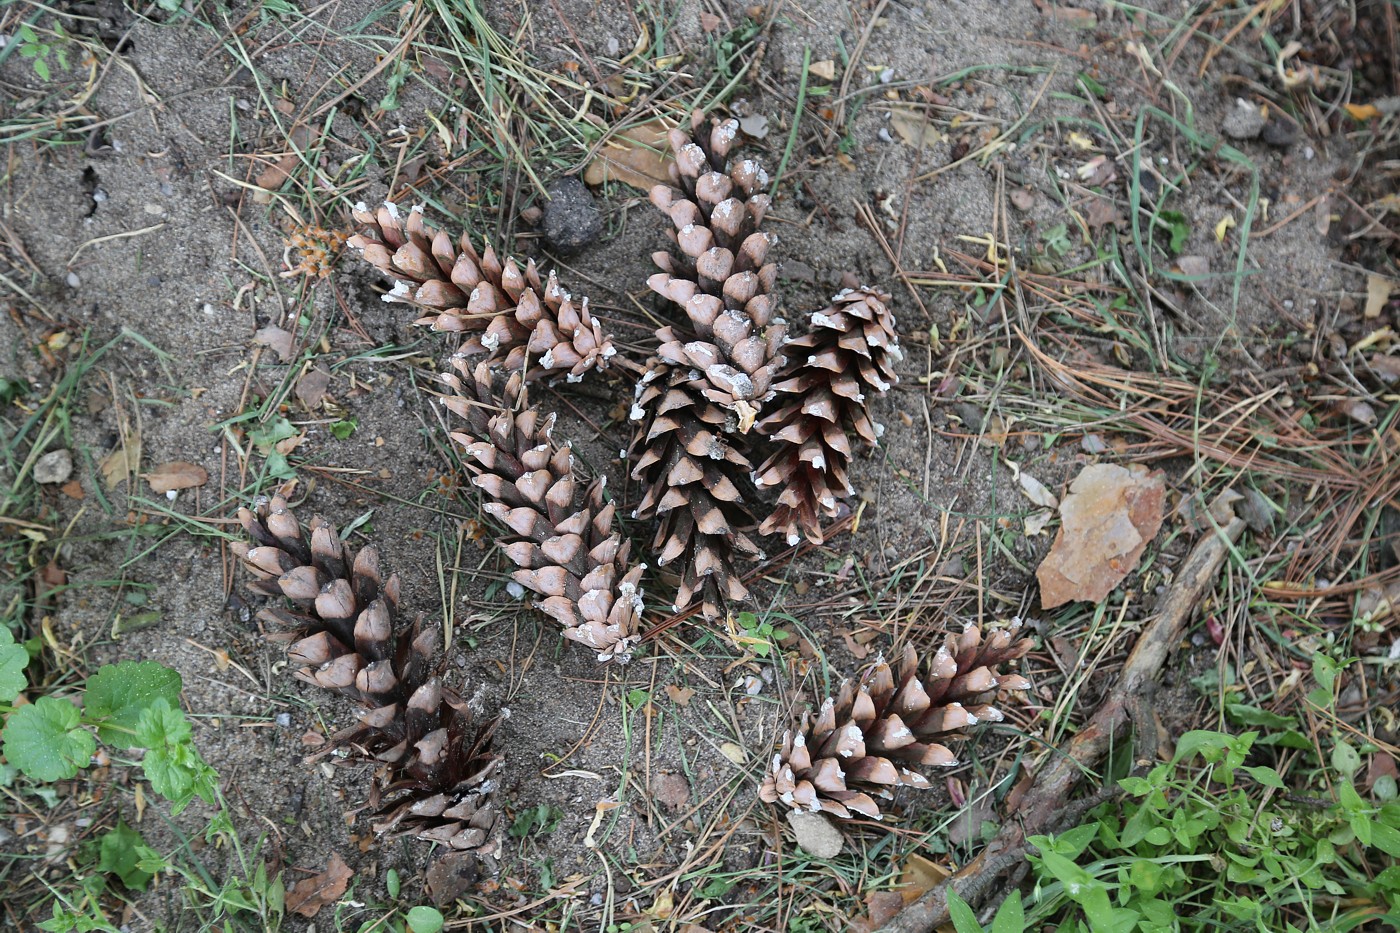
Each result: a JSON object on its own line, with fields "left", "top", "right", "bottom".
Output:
{"left": 135, "top": 698, "right": 217, "bottom": 811}
{"left": 0, "top": 627, "right": 29, "bottom": 702}
{"left": 1, "top": 696, "right": 96, "bottom": 781}
{"left": 85, "top": 661, "right": 183, "bottom": 749}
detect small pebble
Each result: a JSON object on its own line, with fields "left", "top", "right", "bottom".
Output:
{"left": 878, "top": 127, "right": 894, "bottom": 143}
{"left": 879, "top": 67, "right": 894, "bottom": 83}
{"left": 66, "top": 272, "right": 81, "bottom": 288}
{"left": 276, "top": 712, "right": 292, "bottom": 727}
{"left": 1221, "top": 99, "right": 1266, "bottom": 140}
{"left": 34, "top": 449, "right": 73, "bottom": 484}
{"left": 787, "top": 810, "right": 844, "bottom": 859}
{"left": 605, "top": 37, "right": 620, "bottom": 57}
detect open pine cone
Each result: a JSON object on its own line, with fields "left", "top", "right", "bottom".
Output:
{"left": 348, "top": 202, "right": 617, "bottom": 380}
{"left": 754, "top": 285, "right": 901, "bottom": 546}
{"left": 439, "top": 358, "right": 645, "bottom": 662}
{"left": 627, "top": 351, "right": 763, "bottom": 618}
{"left": 648, "top": 112, "right": 784, "bottom": 426}
{"left": 760, "top": 622, "right": 1032, "bottom": 820}
{"left": 234, "top": 488, "right": 506, "bottom": 889}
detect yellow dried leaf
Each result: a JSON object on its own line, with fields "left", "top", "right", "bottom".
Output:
{"left": 1344, "top": 102, "right": 1380, "bottom": 121}
{"left": 719, "top": 742, "right": 747, "bottom": 765}
{"left": 1067, "top": 131, "right": 1095, "bottom": 150}
{"left": 1215, "top": 215, "right": 1236, "bottom": 242}
{"left": 808, "top": 59, "right": 837, "bottom": 81}
{"left": 100, "top": 435, "right": 141, "bottom": 489}
{"left": 1365, "top": 274, "right": 1395, "bottom": 319}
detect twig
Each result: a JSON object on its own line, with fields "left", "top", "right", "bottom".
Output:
{"left": 878, "top": 511, "right": 1247, "bottom": 933}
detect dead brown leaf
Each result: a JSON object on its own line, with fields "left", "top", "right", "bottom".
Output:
{"left": 100, "top": 434, "right": 141, "bottom": 489}
{"left": 255, "top": 124, "right": 316, "bottom": 194}
{"left": 254, "top": 324, "right": 296, "bottom": 362}
{"left": 1036, "top": 463, "right": 1167, "bottom": 608}
{"left": 1084, "top": 197, "right": 1123, "bottom": 231}
{"left": 295, "top": 366, "right": 331, "bottom": 410}
{"left": 59, "top": 480, "right": 85, "bottom": 500}
{"left": 145, "top": 461, "right": 209, "bottom": 494}
{"left": 583, "top": 119, "right": 673, "bottom": 191}
{"left": 650, "top": 771, "right": 691, "bottom": 811}
{"left": 888, "top": 110, "right": 943, "bottom": 149}
{"left": 664, "top": 684, "right": 695, "bottom": 706}
{"left": 287, "top": 852, "right": 353, "bottom": 918}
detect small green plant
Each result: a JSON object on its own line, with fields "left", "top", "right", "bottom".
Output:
{"left": 1022, "top": 728, "right": 1400, "bottom": 932}
{"left": 14, "top": 23, "right": 71, "bottom": 81}
{"left": 1, "top": 658, "right": 218, "bottom": 811}
{"left": 509, "top": 803, "right": 564, "bottom": 839}
{"left": 734, "top": 610, "right": 775, "bottom": 658}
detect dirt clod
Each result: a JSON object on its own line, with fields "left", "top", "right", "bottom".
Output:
{"left": 542, "top": 176, "right": 603, "bottom": 255}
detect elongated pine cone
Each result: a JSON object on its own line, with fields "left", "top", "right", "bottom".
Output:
{"left": 348, "top": 202, "right": 617, "bottom": 380}
{"left": 648, "top": 112, "right": 785, "bottom": 425}
{"left": 754, "top": 285, "right": 901, "bottom": 546}
{"left": 234, "top": 489, "right": 506, "bottom": 886}
{"left": 628, "top": 350, "right": 763, "bottom": 617}
{"left": 760, "top": 622, "right": 1032, "bottom": 820}
{"left": 439, "top": 358, "right": 644, "bottom": 662}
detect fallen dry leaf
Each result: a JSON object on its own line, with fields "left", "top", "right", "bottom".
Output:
{"left": 808, "top": 59, "right": 837, "bottom": 81}
{"left": 888, "top": 109, "right": 943, "bottom": 149}
{"left": 1015, "top": 466, "right": 1059, "bottom": 509}
{"left": 59, "top": 479, "right": 85, "bottom": 500}
{"left": 897, "top": 852, "right": 952, "bottom": 906}
{"left": 1036, "top": 463, "right": 1167, "bottom": 608}
{"left": 295, "top": 366, "right": 331, "bottom": 409}
{"left": 1084, "top": 197, "right": 1123, "bottom": 231}
{"left": 145, "top": 461, "right": 209, "bottom": 494}
{"left": 719, "top": 742, "right": 747, "bottom": 765}
{"left": 664, "top": 684, "right": 695, "bottom": 706}
{"left": 583, "top": 119, "right": 673, "bottom": 191}
{"left": 255, "top": 123, "right": 316, "bottom": 194}
{"left": 254, "top": 324, "right": 296, "bottom": 362}
{"left": 100, "top": 434, "right": 141, "bottom": 489}
{"left": 287, "top": 852, "right": 353, "bottom": 918}
{"left": 1365, "top": 274, "right": 1395, "bottom": 319}
{"left": 650, "top": 771, "right": 691, "bottom": 811}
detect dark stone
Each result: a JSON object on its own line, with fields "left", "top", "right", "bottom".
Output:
{"left": 541, "top": 176, "right": 603, "bottom": 255}
{"left": 1261, "top": 119, "right": 1299, "bottom": 148}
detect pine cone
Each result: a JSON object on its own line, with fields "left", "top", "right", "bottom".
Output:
{"left": 234, "top": 489, "right": 506, "bottom": 883}
{"left": 759, "top": 622, "right": 1032, "bottom": 820}
{"left": 648, "top": 112, "right": 784, "bottom": 427}
{"left": 439, "top": 358, "right": 645, "bottom": 662}
{"left": 627, "top": 348, "right": 763, "bottom": 618}
{"left": 754, "top": 285, "right": 901, "bottom": 546}
{"left": 348, "top": 202, "right": 617, "bottom": 381}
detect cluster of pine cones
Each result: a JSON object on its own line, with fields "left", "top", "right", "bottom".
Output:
{"left": 233, "top": 112, "right": 1030, "bottom": 898}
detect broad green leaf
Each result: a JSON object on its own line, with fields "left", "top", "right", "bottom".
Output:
{"left": 1370, "top": 821, "right": 1400, "bottom": 858}
{"left": 85, "top": 661, "right": 183, "bottom": 748}
{"left": 1331, "top": 741, "right": 1361, "bottom": 779}
{"left": 1225, "top": 703, "right": 1295, "bottom": 729}
{"left": 406, "top": 906, "right": 445, "bottom": 933}
{"left": 0, "top": 627, "right": 28, "bottom": 701}
{"left": 945, "top": 891, "right": 984, "bottom": 933}
{"left": 1, "top": 696, "right": 96, "bottom": 781}
{"left": 99, "top": 821, "right": 155, "bottom": 890}
{"left": 1242, "top": 766, "right": 1286, "bottom": 789}
{"left": 990, "top": 891, "right": 1023, "bottom": 933}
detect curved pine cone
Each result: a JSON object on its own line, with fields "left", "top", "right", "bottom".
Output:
{"left": 234, "top": 488, "right": 506, "bottom": 889}
{"left": 648, "top": 112, "right": 785, "bottom": 423}
{"left": 348, "top": 202, "right": 617, "bottom": 381}
{"left": 627, "top": 352, "right": 764, "bottom": 618}
{"left": 440, "top": 359, "right": 644, "bottom": 662}
{"left": 759, "top": 621, "right": 1032, "bottom": 820}
{"left": 754, "top": 285, "right": 902, "bottom": 546}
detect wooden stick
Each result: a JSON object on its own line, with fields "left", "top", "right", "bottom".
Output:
{"left": 879, "top": 514, "right": 1247, "bottom": 933}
